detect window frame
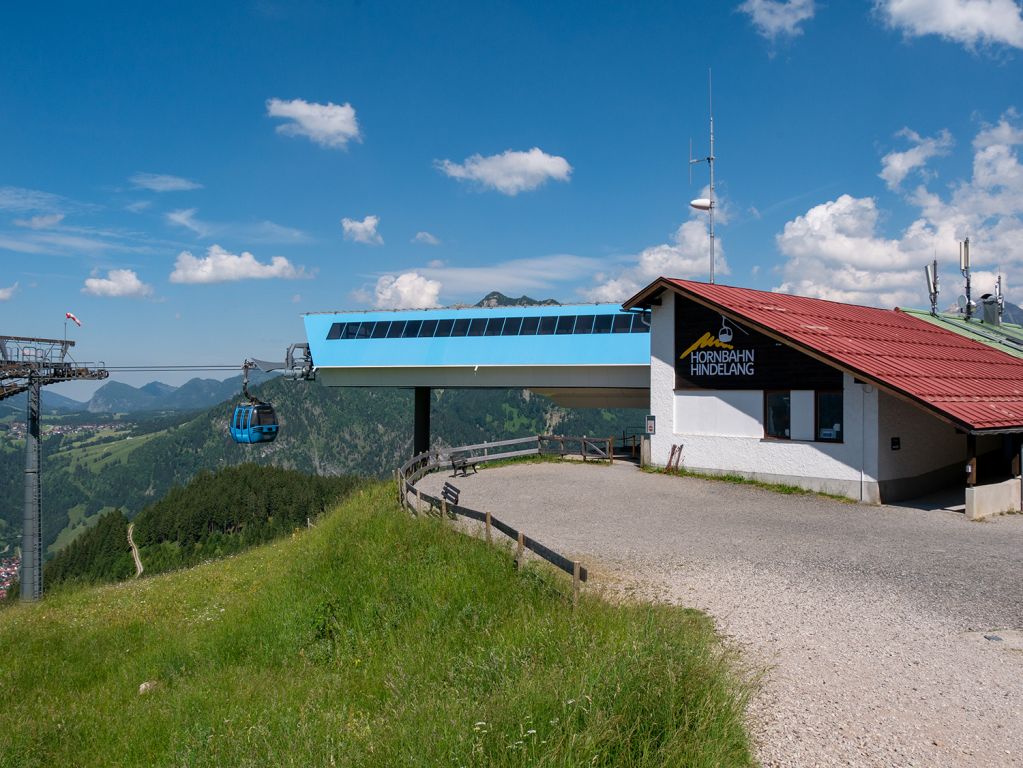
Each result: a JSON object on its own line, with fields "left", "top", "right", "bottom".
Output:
{"left": 763, "top": 389, "right": 792, "bottom": 441}
{"left": 814, "top": 389, "right": 844, "bottom": 443}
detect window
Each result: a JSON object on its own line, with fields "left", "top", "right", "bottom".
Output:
{"left": 354, "top": 322, "right": 373, "bottom": 339}
{"left": 386, "top": 321, "right": 406, "bottom": 338}
{"left": 452, "top": 318, "right": 470, "bottom": 336}
{"left": 612, "top": 314, "right": 632, "bottom": 333}
{"left": 326, "top": 322, "right": 344, "bottom": 340}
{"left": 520, "top": 316, "right": 540, "bottom": 335}
{"left": 467, "top": 318, "right": 487, "bottom": 336}
{"left": 630, "top": 312, "right": 650, "bottom": 333}
{"left": 501, "top": 317, "right": 523, "bottom": 336}
{"left": 764, "top": 391, "right": 791, "bottom": 439}
{"left": 435, "top": 319, "right": 454, "bottom": 337}
{"left": 573, "top": 315, "right": 595, "bottom": 334}
{"left": 593, "top": 315, "right": 613, "bottom": 334}
{"left": 816, "top": 391, "right": 843, "bottom": 442}
{"left": 555, "top": 315, "right": 576, "bottom": 334}
{"left": 371, "top": 321, "right": 390, "bottom": 339}
{"left": 484, "top": 318, "right": 504, "bottom": 336}
{"left": 342, "top": 322, "right": 363, "bottom": 339}
{"left": 538, "top": 316, "right": 557, "bottom": 335}
{"left": 419, "top": 319, "right": 438, "bottom": 338}
{"left": 402, "top": 320, "right": 422, "bottom": 338}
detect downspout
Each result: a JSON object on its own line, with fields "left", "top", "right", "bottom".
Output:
{"left": 860, "top": 383, "right": 865, "bottom": 502}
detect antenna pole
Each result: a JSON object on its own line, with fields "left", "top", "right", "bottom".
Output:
{"left": 707, "top": 69, "right": 715, "bottom": 285}
{"left": 961, "top": 237, "right": 973, "bottom": 321}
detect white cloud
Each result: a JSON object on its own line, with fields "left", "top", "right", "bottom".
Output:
{"left": 583, "top": 188, "right": 728, "bottom": 301}
{"left": 0, "top": 282, "right": 18, "bottom": 301}
{"left": 164, "top": 208, "right": 307, "bottom": 243}
{"left": 82, "top": 269, "right": 153, "bottom": 298}
{"left": 0, "top": 186, "right": 64, "bottom": 212}
{"left": 739, "top": 0, "right": 816, "bottom": 40}
{"left": 266, "top": 97, "right": 361, "bottom": 149}
{"left": 342, "top": 215, "right": 383, "bottom": 245}
{"left": 13, "top": 213, "right": 65, "bottom": 229}
{"left": 417, "top": 253, "right": 604, "bottom": 297}
{"left": 129, "top": 173, "right": 202, "bottom": 192}
{"left": 166, "top": 208, "right": 212, "bottom": 237}
{"left": 170, "top": 244, "right": 310, "bottom": 283}
{"left": 879, "top": 128, "right": 954, "bottom": 190}
{"left": 436, "top": 147, "right": 572, "bottom": 195}
{"left": 373, "top": 272, "right": 442, "bottom": 309}
{"left": 125, "top": 200, "right": 152, "bottom": 213}
{"left": 775, "top": 112, "right": 1023, "bottom": 306}
{"left": 412, "top": 230, "right": 440, "bottom": 245}
{"left": 876, "top": 0, "right": 1023, "bottom": 49}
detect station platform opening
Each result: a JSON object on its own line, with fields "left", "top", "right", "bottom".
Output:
{"left": 302, "top": 303, "right": 653, "bottom": 454}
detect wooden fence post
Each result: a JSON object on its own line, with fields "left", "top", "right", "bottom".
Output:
{"left": 607, "top": 438, "right": 613, "bottom": 465}
{"left": 582, "top": 437, "right": 587, "bottom": 462}
{"left": 441, "top": 497, "right": 448, "bottom": 519}
{"left": 485, "top": 510, "right": 492, "bottom": 544}
{"left": 415, "top": 486, "right": 423, "bottom": 515}
{"left": 573, "top": 561, "right": 581, "bottom": 609}
{"left": 516, "top": 531, "right": 524, "bottom": 569}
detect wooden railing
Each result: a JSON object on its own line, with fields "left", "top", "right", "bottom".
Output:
{"left": 395, "top": 435, "right": 605, "bottom": 606}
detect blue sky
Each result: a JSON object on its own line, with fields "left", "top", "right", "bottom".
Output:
{"left": 2, "top": 0, "right": 1022, "bottom": 397}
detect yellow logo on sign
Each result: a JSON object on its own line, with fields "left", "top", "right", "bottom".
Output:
{"left": 679, "top": 331, "right": 734, "bottom": 361}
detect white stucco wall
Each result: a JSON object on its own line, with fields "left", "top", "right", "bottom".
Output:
{"left": 649, "top": 294, "right": 882, "bottom": 501}
{"left": 877, "top": 391, "right": 966, "bottom": 481}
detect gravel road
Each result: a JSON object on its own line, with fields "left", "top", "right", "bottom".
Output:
{"left": 420, "top": 462, "right": 1023, "bottom": 767}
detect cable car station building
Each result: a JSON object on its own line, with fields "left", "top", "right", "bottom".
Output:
{"left": 301, "top": 277, "right": 1023, "bottom": 512}
{"left": 624, "top": 278, "right": 1023, "bottom": 507}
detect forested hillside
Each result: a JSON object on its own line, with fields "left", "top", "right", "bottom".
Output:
{"left": 43, "top": 465, "right": 364, "bottom": 588}
{"left": 0, "top": 380, "right": 643, "bottom": 555}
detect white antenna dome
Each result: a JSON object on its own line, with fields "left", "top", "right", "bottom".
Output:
{"left": 690, "top": 198, "right": 712, "bottom": 211}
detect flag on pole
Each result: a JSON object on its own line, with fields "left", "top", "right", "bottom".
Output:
{"left": 65, "top": 312, "right": 82, "bottom": 327}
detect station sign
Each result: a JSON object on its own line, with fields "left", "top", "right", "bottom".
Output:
{"left": 674, "top": 299, "right": 841, "bottom": 390}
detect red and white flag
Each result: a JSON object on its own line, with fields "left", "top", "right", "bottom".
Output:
{"left": 65, "top": 311, "right": 82, "bottom": 327}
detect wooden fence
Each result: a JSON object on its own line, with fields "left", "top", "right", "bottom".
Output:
{"left": 395, "top": 435, "right": 604, "bottom": 606}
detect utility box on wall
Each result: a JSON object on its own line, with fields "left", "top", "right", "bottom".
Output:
{"left": 645, "top": 414, "right": 656, "bottom": 435}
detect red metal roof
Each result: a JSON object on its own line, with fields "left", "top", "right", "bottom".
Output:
{"left": 625, "top": 278, "right": 1023, "bottom": 432}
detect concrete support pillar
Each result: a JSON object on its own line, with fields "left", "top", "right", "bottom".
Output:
{"left": 414, "top": 386, "right": 431, "bottom": 457}
{"left": 966, "top": 433, "right": 977, "bottom": 488}
{"left": 21, "top": 378, "right": 42, "bottom": 601}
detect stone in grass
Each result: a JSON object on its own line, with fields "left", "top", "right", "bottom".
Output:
{"left": 138, "top": 680, "right": 159, "bottom": 695}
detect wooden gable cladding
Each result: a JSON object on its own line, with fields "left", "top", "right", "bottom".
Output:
{"left": 674, "top": 297, "right": 842, "bottom": 390}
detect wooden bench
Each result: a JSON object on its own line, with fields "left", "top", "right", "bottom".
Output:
{"left": 450, "top": 451, "right": 478, "bottom": 477}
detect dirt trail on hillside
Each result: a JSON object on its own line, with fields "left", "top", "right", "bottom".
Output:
{"left": 127, "top": 523, "right": 143, "bottom": 577}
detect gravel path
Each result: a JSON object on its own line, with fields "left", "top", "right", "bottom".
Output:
{"left": 421, "top": 462, "right": 1023, "bottom": 767}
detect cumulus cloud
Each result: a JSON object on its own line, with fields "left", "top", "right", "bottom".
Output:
{"left": 13, "top": 213, "right": 64, "bottom": 229}
{"left": 436, "top": 147, "right": 572, "bottom": 195}
{"left": 0, "top": 282, "right": 18, "bottom": 301}
{"left": 879, "top": 128, "right": 953, "bottom": 190}
{"left": 412, "top": 230, "right": 440, "bottom": 245}
{"left": 130, "top": 173, "right": 202, "bottom": 192}
{"left": 166, "top": 208, "right": 212, "bottom": 237}
{"left": 266, "top": 98, "right": 361, "bottom": 149}
{"left": 82, "top": 269, "right": 153, "bottom": 298}
{"left": 583, "top": 188, "right": 728, "bottom": 302}
{"left": 876, "top": 0, "right": 1023, "bottom": 49}
{"left": 739, "top": 0, "right": 816, "bottom": 40}
{"left": 342, "top": 215, "right": 383, "bottom": 245}
{"left": 373, "top": 272, "right": 442, "bottom": 309}
{"left": 170, "top": 245, "right": 310, "bottom": 283}
{"left": 775, "top": 112, "right": 1023, "bottom": 306}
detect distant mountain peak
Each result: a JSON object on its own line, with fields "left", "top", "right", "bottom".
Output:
{"left": 475, "top": 291, "right": 560, "bottom": 308}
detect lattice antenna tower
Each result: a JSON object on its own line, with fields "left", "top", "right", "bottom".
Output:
{"left": 689, "top": 68, "right": 716, "bottom": 284}
{"left": 0, "top": 336, "right": 108, "bottom": 601}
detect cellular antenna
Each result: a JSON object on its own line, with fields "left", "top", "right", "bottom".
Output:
{"left": 960, "top": 237, "right": 974, "bottom": 321}
{"left": 689, "top": 68, "right": 716, "bottom": 284}
{"left": 924, "top": 258, "right": 939, "bottom": 316}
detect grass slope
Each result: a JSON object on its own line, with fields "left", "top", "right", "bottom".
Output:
{"left": 0, "top": 482, "right": 753, "bottom": 768}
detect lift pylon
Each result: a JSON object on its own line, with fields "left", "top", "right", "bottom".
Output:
{"left": 0, "top": 336, "right": 108, "bottom": 601}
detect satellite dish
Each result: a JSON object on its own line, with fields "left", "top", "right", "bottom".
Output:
{"left": 957, "top": 295, "right": 968, "bottom": 310}
{"left": 690, "top": 198, "right": 712, "bottom": 211}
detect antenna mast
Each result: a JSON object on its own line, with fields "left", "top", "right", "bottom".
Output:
{"left": 689, "top": 69, "right": 716, "bottom": 284}
{"left": 924, "top": 258, "right": 939, "bottom": 316}
{"left": 960, "top": 237, "right": 973, "bottom": 321}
